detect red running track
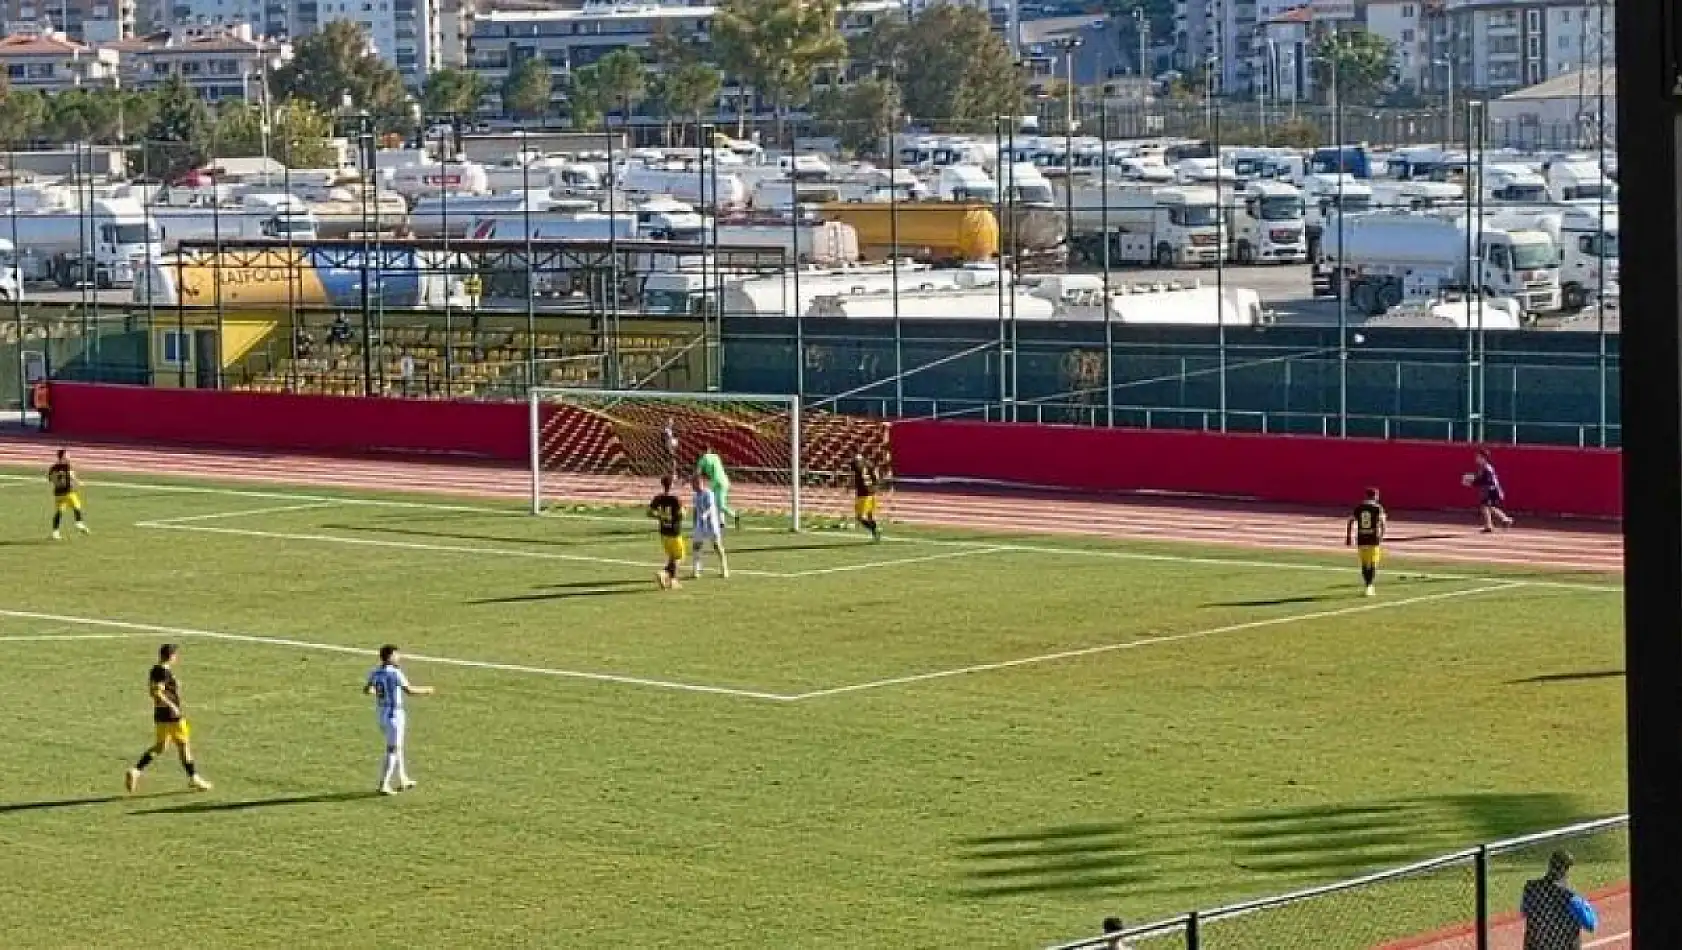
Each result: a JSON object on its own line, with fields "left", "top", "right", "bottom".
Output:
{"left": 0, "top": 436, "right": 1623, "bottom": 574}
{"left": 1377, "top": 884, "right": 1630, "bottom": 950}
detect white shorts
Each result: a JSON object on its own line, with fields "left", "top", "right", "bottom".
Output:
{"left": 692, "top": 522, "right": 721, "bottom": 544}
{"left": 379, "top": 711, "right": 407, "bottom": 748}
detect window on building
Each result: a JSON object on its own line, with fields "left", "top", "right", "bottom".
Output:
{"left": 1401, "top": 28, "right": 1414, "bottom": 42}
{"left": 1401, "top": 3, "right": 1413, "bottom": 16}
{"left": 1526, "top": 35, "right": 1540, "bottom": 57}
{"left": 1526, "top": 60, "right": 1542, "bottom": 82}
{"left": 1559, "top": 34, "right": 1570, "bottom": 48}
{"left": 151, "top": 61, "right": 170, "bottom": 74}
{"left": 1561, "top": 8, "right": 1569, "bottom": 20}
{"left": 25, "top": 63, "right": 55, "bottom": 79}
{"left": 1524, "top": 8, "right": 1540, "bottom": 30}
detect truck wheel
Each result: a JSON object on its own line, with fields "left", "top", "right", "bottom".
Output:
{"left": 1236, "top": 241, "right": 1254, "bottom": 265}
{"left": 1561, "top": 283, "right": 1587, "bottom": 312}
{"left": 1376, "top": 280, "right": 1403, "bottom": 311}
{"left": 1351, "top": 282, "right": 1378, "bottom": 316}
{"left": 1154, "top": 243, "right": 1174, "bottom": 268}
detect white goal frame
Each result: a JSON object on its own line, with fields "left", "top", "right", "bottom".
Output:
{"left": 528, "top": 386, "right": 804, "bottom": 531}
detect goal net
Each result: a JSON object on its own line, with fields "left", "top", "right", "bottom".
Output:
{"left": 528, "top": 387, "right": 893, "bottom": 531}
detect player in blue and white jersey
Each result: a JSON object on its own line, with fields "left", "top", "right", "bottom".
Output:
{"left": 690, "top": 474, "right": 729, "bottom": 579}
{"left": 364, "top": 645, "right": 434, "bottom": 796}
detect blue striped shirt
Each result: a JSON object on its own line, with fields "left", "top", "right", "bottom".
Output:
{"left": 367, "top": 665, "right": 410, "bottom": 717}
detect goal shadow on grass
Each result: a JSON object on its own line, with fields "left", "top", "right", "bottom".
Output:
{"left": 953, "top": 820, "right": 1195, "bottom": 899}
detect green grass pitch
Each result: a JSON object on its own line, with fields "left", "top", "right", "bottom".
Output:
{"left": 0, "top": 470, "right": 1625, "bottom": 949}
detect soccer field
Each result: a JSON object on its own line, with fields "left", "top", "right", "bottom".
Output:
{"left": 0, "top": 466, "right": 1627, "bottom": 949}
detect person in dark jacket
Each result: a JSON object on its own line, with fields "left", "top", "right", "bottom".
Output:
{"left": 1521, "top": 850, "right": 1597, "bottom": 950}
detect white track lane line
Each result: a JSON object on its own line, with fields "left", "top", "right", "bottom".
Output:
{"left": 0, "top": 608, "right": 798, "bottom": 702}
{"left": 785, "top": 582, "right": 1527, "bottom": 700}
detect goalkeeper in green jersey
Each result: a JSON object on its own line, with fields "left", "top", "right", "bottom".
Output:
{"left": 695, "top": 447, "right": 740, "bottom": 529}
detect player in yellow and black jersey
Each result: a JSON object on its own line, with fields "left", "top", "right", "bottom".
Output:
{"left": 126, "top": 643, "right": 212, "bottom": 793}
{"left": 647, "top": 476, "right": 685, "bottom": 590}
{"left": 46, "top": 449, "right": 89, "bottom": 540}
{"left": 849, "top": 454, "right": 882, "bottom": 541}
{"left": 1345, "top": 487, "right": 1387, "bottom": 598}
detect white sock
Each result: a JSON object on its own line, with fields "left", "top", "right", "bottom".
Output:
{"left": 381, "top": 750, "right": 398, "bottom": 788}
{"left": 692, "top": 548, "right": 703, "bottom": 575}
{"left": 396, "top": 750, "right": 411, "bottom": 785}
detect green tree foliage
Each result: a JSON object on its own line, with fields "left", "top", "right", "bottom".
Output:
{"left": 271, "top": 21, "right": 413, "bottom": 132}
{"left": 653, "top": 61, "right": 723, "bottom": 146}
{"left": 565, "top": 67, "right": 605, "bottom": 131}
{"left": 42, "top": 88, "right": 128, "bottom": 144}
{"left": 214, "top": 99, "right": 337, "bottom": 167}
{"left": 1311, "top": 28, "right": 1396, "bottom": 105}
{"left": 0, "top": 89, "right": 46, "bottom": 145}
{"left": 501, "top": 57, "right": 554, "bottom": 119}
{"left": 858, "top": 5, "right": 1022, "bottom": 131}
{"left": 713, "top": 0, "right": 846, "bottom": 142}
{"left": 595, "top": 48, "right": 648, "bottom": 125}
{"left": 810, "top": 75, "right": 898, "bottom": 155}
{"left": 423, "top": 67, "right": 489, "bottom": 117}
{"left": 142, "top": 76, "right": 214, "bottom": 180}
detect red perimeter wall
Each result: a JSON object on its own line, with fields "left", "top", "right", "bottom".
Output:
{"left": 891, "top": 419, "right": 1622, "bottom": 519}
{"left": 47, "top": 384, "right": 1623, "bottom": 519}
{"left": 49, "top": 383, "right": 529, "bottom": 463}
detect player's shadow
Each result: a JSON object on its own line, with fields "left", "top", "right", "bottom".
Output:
{"left": 470, "top": 581, "right": 648, "bottom": 604}
{"left": 1508, "top": 669, "right": 1624, "bottom": 685}
{"left": 1203, "top": 593, "right": 1344, "bottom": 608}
{"left": 131, "top": 790, "right": 381, "bottom": 815}
{"left": 0, "top": 791, "right": 184, "bottom": 814}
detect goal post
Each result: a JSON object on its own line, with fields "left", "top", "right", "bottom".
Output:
{"left": 532, "top": 386, "right": 903, "bottom": 532}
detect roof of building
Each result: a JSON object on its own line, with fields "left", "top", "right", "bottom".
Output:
{"left": 0, "top": 32, "right": 89, "bottom": 55}
{"left": 1498, "top": 66, "right": 1613, "bottom": 101}
{"left": 1018, "top": 14, "right": 1110, "bottom": 47}
{"left": 1265, "top": 5, "right": 1314, "bottom": 23}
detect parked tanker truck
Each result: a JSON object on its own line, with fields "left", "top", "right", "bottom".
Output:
{"left": 1485, "top": 206, "right": 1617, "bottom": 312}
{"left": 1314, "top": 211, "right": 1562, "bottom": 317}
{"left": 134, "top": 246, "right": 469, "bottom": 309}
{"left": 1, "top": 198, "right": 163, "bottom": 288}
{"left": 813, "top": 203, "right": 1000, "bottom": 264}
{"left": 1057, "top": 182, "right": 1224, "bottom": 268}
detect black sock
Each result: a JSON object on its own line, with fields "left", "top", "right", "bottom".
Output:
{"left": 862, "top": 517, "right": 878, "bottom": 533}
{"left": 665, "top": 560, "right": 677, "bottom": 578}
{"left": 135, "top": 752, "right": 154, "bottom": 771}
{"left": 52, "top": 512, "right": 61, "bottom": 530}
{"left": 183, "top": 760, "right": 197, "bottom": 778}
{"left": 74, "top": 509, "right": 84, "bottom": 523}
{"left": 1361, "top": 566, "right": 1376, "bottom": 585}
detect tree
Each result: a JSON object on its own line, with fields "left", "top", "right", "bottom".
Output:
{"left": 1311, "top": 28, "right": 1395, "bottom": 105}
{"left": 502, "top": 57, "right": 553, "bottom": 120}
{"left": 857, "top": 6, "right": 1022, "bottom": 132}
{"left": 142, "top": 76, "right": 214, "bottom": 180}
{"left": 713, "top": 0, "right": 846, "bottom": 142}
{"left": 215, "top": 99, "right": 337, "bottom": 168}
{"left": 423, "top": 67, "right": 488, "bottom": 116}
{"left": 0, "top": 89, "right": 46, "bottom": 145}
{"left": 811, "top": 75, "right": 898, "bottom": 155}
{"left": 595, "top": 48, "right": 648, "bottom": 128}
{"left": 564, "top": 67, "right": 605, "bottom": 131}
{"left": 271, "top": 21, "right": 413, "bottom": 132}
{"left": 654, "top": 61, "right": 722, "bottom": 146}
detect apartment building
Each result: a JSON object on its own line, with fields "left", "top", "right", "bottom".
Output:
{"left": 103, "top": 23, "right": 290, "bottom": 101}
{"left": 468, "top": 0, "right": 900, "bottom": 119}
{"left": 3, "top": 0, "right": 134, "bottom": 41}
{"left": 0, "top": 28, "right": 119, "bottom": 89}
{"left": 1422, "top": 0, "right": 1613, "bottom": 96}
{"left": 152, "top": 0, "right": 441, "bottom": 83}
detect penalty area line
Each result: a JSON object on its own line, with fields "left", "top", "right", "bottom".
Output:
{"left": 784, "top": 581, "right": 1528, "bottom": 700}
{"left": 0, "top": 608, "right": 799, "bottom": 702}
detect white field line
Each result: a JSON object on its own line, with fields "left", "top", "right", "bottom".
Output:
{"left": 0, "top": 633, "right": 150, "bottom": 642}
{"left": 0, "top": 472, "right": 1622, "bottom": 593}
{"left": 784, "top": 582, "right": 1528, "bottom": 701}
{"left": 1586, "top": 931, "right": 1630, "bottom": 948}
{"left": 133, "top": 520, "right": 787, "bottom": 577}
{"left": 0, "top": 608, "right": 798, "bottom": 702}
{"left": 780, "top": 545, "right": 1008, "bottom": 577}
{"left": 141, "top": 502, "right": 344, "bottom": 525}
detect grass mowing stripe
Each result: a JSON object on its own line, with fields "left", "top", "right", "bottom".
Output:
{"left": 132, "top": 520, "right": 788, "bottom": 577}
{"left": 0, "top": 608, "right": 800, "bottom": 702}
{"left": 140, "top": 502, "right": 346, "bottom": 524}
{"left": 0, "top": 471, "right": 1621, "bottom": 592}
{"left": 781, "top": 545, "right": 1009, "bottom": 576}
{"left": 786, "top": 582, "right": 1528, "bottom": 700}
